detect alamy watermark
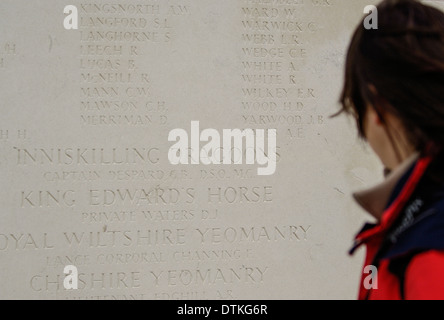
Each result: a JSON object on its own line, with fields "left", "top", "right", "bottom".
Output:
{"left": 63, "top": 265, "right": 78, "bottom": 290}
{"left": 364, "top": 5, "right": 378, "bottom": 30}
{"left": 363, "top": 265, "right": 378, "bottom": 290}
{"left": 63, "top": 5, "right": 78, "bottom": 30}
{"left": 168, "top": 121, "right": 277, "bottom": 176}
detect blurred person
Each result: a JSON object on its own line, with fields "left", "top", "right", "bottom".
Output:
{"left": 338, "top": 0, "right": 444, "bottom": 300}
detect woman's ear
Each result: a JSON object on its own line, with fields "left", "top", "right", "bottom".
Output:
{"left": 367, "top": 84, "right": 388, "bottom": 126}
{"left": 373, "top": 107, "right": 384, "bottom": 126}
{"left": 366, "top": 105, "right": 383, "bottom": 127}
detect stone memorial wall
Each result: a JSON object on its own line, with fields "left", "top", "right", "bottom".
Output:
{"left": 5, "top": 0, "right": 442, "bottom": 300}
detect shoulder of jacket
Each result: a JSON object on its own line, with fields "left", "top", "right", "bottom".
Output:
{"left": 382, "top": 197, "right": 444, "bottom": 260}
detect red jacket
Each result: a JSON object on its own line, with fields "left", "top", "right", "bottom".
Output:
{"left": 351, "top": 152, "right": 444, "bottom": 300}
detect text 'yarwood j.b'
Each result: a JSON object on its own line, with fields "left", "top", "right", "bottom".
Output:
{"left": 167, "top": 121, "right": 277, "bottom": 176}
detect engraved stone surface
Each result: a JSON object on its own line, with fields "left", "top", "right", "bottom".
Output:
{"left": 5, "top": 0, "right": 437, "bottom": 300}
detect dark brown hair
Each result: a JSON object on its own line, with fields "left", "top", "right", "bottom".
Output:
{"left": 339, "top": 0, "right": 444, "bottom": 154}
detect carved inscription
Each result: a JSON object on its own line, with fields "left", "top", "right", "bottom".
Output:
{"left": 0, "top": 0, "right": 383, "bottom": 300}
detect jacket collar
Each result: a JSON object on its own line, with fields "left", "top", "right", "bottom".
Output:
{"left": 353, "top": 153, "right": 420, "bottom": 221}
